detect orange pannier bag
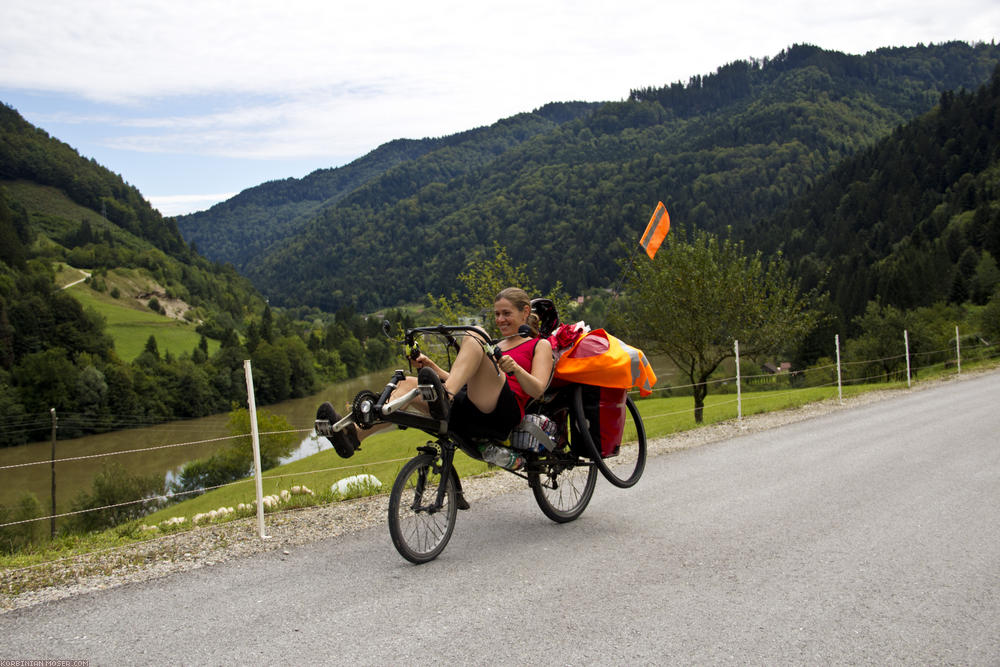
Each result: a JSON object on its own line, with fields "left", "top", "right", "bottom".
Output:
{"left": 550, "top": 327, "right": 657, "bottom": 397}
{"left": 548, "top": 326, "right": 656, "bottom": 457}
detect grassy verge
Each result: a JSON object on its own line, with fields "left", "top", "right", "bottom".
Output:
{"left": 141, "top": 428, "right": 492, "bottom": 525}
{"left": 2, "top": 358, "right": 996, "bottom": 572}
{"left": 635, "top": 383, "right": 878, "bottom": 438}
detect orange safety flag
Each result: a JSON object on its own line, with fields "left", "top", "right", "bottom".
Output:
{"left": 551, "top": 328, "right": 657, "bottom": 396}
{"left": 639, "top": 201, "right": 670, "bottom": 259}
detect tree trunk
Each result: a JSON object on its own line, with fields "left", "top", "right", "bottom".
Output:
{"left": 693, "top": 381, "right": 708, "bottom": 423}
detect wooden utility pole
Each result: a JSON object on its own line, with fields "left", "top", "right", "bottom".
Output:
{"left": 50, "top": 408, "right": 57, "bottom": 539}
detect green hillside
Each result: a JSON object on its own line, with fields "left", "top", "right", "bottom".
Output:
{"left": 177, "top": 42, "right": 1000, "bottom": 313}
{"left": 175, "top": 102, "right": 598, "bottom": 273}
{"left": 0, "top": 178, "right": 241, "bottom": 356}
{"left": 0, "top": 107, "right": 400, "bottom": 446}
{"left": 760, "top": 64, "right": 1000, "bottom": 331}
{"left": 66, "top": 278, "right": 220, "bottom": 362}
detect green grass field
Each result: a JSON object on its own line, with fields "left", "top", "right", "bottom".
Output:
{"left": 634, "top": 382, "right": 880, "bottom": 436}
{"left": 141, "top": 428, "right": 493, "bottom": 525}
{"left": 66, "top": 279, "right": 217, "bottom": 361}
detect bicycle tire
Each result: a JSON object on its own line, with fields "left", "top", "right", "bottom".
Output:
{"left": 529, "top": 452, "right": 597, "bottom": 523}
{"left": 570, "top": 385, "right": 647, "bottom": 488}
{"left": 388, "top": 453, "right": 457, "bottom": 564}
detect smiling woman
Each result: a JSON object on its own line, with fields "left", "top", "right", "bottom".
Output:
{"left": 317, "top": 287, "right": 554, "bottom": 462}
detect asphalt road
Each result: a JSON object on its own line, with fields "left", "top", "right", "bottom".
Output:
{"left": 2, "top": 372, "right": 998, "bottom": 665}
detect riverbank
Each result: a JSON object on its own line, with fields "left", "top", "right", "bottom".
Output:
{"left": 3, "top": 366, "right": 997, "bottom": 613}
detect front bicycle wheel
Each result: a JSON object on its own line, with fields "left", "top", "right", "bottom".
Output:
{"left": 571, "top": 386, "right": 647, "bottom": 488}
{"left": 529, "top": 452, "right": 597, "bottom": 523}
{"left": 388, "top": 454, "right": 457, "bottom": 564}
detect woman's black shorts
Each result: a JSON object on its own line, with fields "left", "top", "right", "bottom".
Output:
{"left": 448, "top": 382, "right": 521, "bottom": 441}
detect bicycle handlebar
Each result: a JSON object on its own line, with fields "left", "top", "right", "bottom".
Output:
{"left": 403, "top": 323, "right": 532, "bottom": 375}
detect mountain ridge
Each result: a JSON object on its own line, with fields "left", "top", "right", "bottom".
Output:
{"left": 176, "top": 102, "right": 600, "bottom": 271}
{"left": 194, "top": 41, "right": 1000, "bottom": 312}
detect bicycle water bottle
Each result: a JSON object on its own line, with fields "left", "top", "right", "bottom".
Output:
{"left": 479, "top": 443, "right": 525, "bottom": 471}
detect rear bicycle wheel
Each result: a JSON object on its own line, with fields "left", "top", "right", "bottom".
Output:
{"left": 571, "top": 386, "right": 647, "bottom": 488}
{"left": 529, "top": 451, "right": 597, "bottom": 523}
{"left": 388, "top": 454, "right": 457, "bottom": 564}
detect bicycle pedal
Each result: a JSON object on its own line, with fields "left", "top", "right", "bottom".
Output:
{"left": 314, "top": 419, "right": 332, "bottom": 436}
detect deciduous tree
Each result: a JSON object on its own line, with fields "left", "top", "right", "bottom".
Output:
{"left": 614, "top": 226, "right": 820, "bottom": 422}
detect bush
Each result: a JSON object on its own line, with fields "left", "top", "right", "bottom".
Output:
{"left": 981, "top": 289, "right": 1000, "bottom": 341}
{"left": 67, "top": 462, "right": 165, "bottom": 533}
{"left": 173, "top": 448, "right": 250, "bottom": 496}
{"left": 0, "top": 493, "right": 44, "bottom": 553}
{"left": 170, "top": 408, "right": 298, "bottom": 497}
{"left": 801, "top": 357, "right": 839, "bottom": 387}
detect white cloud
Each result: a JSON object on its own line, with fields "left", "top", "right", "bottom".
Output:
{"left": 2, "top": 0, "right": 997, "bottom": 201}
{"left": 6, "top": 0, "right": 989, "bottom": 103}
{"left": 98, "top": 85, "right": 506, "bottom": 160}
{"left": 147, "top": 192, "right": 238, "bottom": 217}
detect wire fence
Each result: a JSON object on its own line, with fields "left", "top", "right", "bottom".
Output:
{"left": 1, "top": 329, "right": 997, "bottom": 552}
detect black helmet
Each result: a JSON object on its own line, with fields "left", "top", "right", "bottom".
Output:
{"left": 530, "top": 298, "right": 559, "bottom": 338}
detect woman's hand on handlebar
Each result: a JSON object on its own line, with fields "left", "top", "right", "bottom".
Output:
{"left": 500, "top": 338, "right": 553, "bottom": 400}
{"left": 413, "top": 353, "right": 448, "bottom": 380}
{"left": 496, "top": 353, "right": 519, "bottom": 376}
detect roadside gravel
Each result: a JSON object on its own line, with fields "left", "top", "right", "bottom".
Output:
{"left": 2, "top": 368, "right": 993, "bottom": 613}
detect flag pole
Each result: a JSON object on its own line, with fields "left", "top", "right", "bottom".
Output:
{"left": 613, "top": 201, "right": 670, "bottom": 299}
{"left": 611, "top": 245, "right": 642, "bottom": 299}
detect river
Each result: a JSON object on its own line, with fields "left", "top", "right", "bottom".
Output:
{"left": 0, "top": 368, "right": 394, "bottom": 515}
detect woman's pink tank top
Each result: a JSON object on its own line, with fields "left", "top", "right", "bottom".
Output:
{"left": 503, "top": 338, "right": 539, "bottom": 415}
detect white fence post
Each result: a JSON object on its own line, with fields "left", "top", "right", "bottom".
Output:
{"left": 835, "top": 334, "right": 843, "bottom": 404}
{"left": 734, "top": 339, "right": 742, "bottom": 423}
{"left": 244, "top": 360, "right": 270, "bottom": 540}
{"left": 904, "top": 329, "right": 911, "bottom": 388}
{"left": 955, "top": 325, "right": 962, "bottom": 375}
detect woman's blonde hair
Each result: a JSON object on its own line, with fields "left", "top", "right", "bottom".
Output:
{"left": 495, "top": 287, "right": 540, "bottom": 336}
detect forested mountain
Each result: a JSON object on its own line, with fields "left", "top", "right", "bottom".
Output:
{"left": 176, "top": 102, "right": 599, "bottom": 272}
{"left": 761, "top": 65, "right": 1000, "bottom": 327}
{"left": 0, "top": 103, "right": 265, "bottom": 325}
{"left": 0, "top": 104, "right": 402, "bottom": 444}
{"left": 0, "top": 104, "right": 188, "bottom": 258}
{"left": 179, "top": 41, "right": 1000, "bottom": 312}
{"left": 178, "top": 137, "right": 443, "bottom": 269}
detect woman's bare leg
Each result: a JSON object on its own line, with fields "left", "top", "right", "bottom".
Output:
{"left": 354, "top": 331, "right": 505, "bottom": 443}
{"left": 444, "top": 334, "right": 505, "bottom": 413}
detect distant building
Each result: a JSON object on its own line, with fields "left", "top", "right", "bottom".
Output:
{"left": 762, "top": 361, "right": 792, "bottom": 374}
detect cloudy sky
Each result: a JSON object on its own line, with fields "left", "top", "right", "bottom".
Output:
{"left": 1, "top": 1, "right": 997, "bottom": 216}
